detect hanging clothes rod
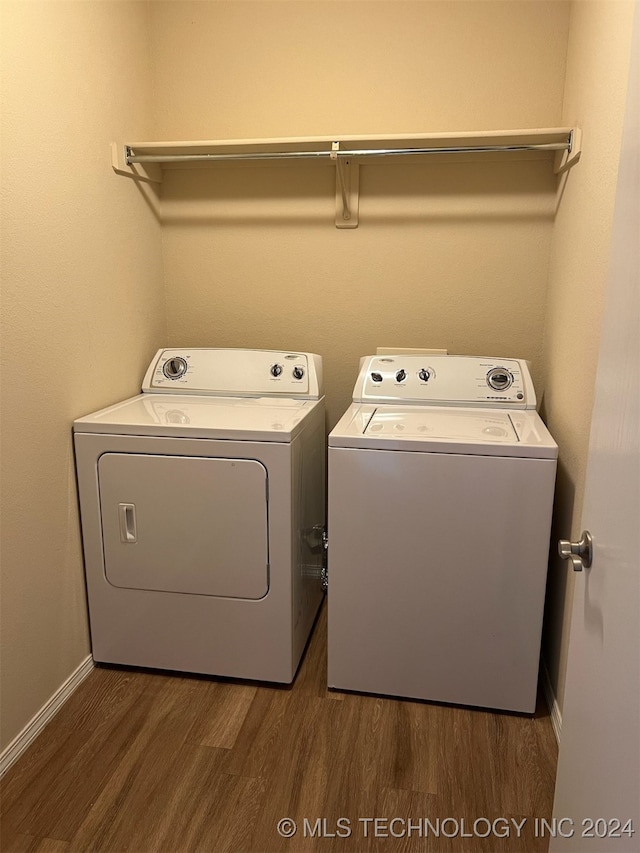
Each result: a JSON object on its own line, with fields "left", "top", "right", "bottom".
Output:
{"left": 126, "top": 137, "right": 572, "bottom": 165}
{"left": 114, "top": 129, "right": 581, "bottom": 227}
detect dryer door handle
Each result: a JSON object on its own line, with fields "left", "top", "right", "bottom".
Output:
{"left": 118, "top": 503, "right": 137, "bottom": 543}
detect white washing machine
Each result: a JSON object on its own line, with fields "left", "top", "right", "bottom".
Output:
{"left": 327, "top": 354, "right": 558, "bottom": 713}
{"left": 74, "top": 348, "right": 325, "bottom": 683}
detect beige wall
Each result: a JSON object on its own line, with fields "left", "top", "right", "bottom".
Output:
{"left": 151, "top": 0, "right": 571, "bottom": 425}
{"left": 150, "top": 0, "right": 570, "bottom": 139}
{"left": 0, "top": 1, "right": 165, "bottom": 750}
{"left": 541, "top": 0, "right": 636, "bottom": 712}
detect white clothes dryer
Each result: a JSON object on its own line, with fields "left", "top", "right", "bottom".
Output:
{"left": 74, "top": 348, "right": 325, "bottom": 683}
{"left": 327, "top": 354, "right": 557, "bottom": 713}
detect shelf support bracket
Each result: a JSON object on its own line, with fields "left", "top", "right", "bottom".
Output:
{"left": 554, "top": 127, "right": 582, "bottom": 175}
{"left": 331, "top": 141, "right": 359, "bottom": 229}
{"left": 111, "top": 143, "right": 162, "bottom": 184}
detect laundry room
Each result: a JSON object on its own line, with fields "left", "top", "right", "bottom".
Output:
{"left": 1, "top": 1, "right": 637, "bottom": 851}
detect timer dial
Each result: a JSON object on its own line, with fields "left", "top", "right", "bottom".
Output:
{"left": 486, "top": 367, "right": 513, "bottom": 391}
{"left": 162, "top": 356, "right": 188, "bottom": 380}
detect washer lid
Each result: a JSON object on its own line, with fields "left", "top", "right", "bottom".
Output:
{"left": 73, "top": 394, "right": 320, "bottom": 442}
{"left": 365, "top": 409, "right": 518, "bottom": 442}
{"left": 329, "top": 405, "right": 558, "bottom": 459}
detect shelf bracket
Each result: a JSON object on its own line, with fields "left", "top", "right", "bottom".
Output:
{"left": 554, "top": 127, "right": 582, "bottom": 175}
{"left": 111, "top": 143, "right": 162, "bottom": 184}
{"left": 332, "top": 141, "right": 359, "bottom": 229}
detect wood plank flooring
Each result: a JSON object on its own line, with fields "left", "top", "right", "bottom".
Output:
{"left": 1, "top": 604, "right": 558, "bottom": 852}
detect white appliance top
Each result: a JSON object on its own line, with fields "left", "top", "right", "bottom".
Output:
{"left": 142, "top": 348, "right": 323, "bottom": 399}
{"left": 329, "top": 404, "right": 557, "bottom": 458}
{"left": 74, "top": 394, "right": 321, "bottom": 442}
{"left": 74, "top": 348, "right": 324, "bottom": 442}
{"left": 330, "top": 355, "right": 557, "bottom": 458}
{"left": 352, "top": 354, "right": 536, "bottom": 408}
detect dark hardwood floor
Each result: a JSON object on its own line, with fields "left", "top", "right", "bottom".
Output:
{"left": 1, "top": 603, "right": 558, "bottom": 852}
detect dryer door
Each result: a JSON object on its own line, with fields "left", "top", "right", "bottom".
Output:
{"left": 98, "top": 453, "right": 269, "bottom": 599}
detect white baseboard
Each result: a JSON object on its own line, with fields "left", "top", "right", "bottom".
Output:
{"left": 0, "top": 655, "right": 94, "bottom": 779}
{"left": 542, "top": 661, "right": 562, "bottom": 745}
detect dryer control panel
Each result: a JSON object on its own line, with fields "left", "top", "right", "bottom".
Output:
{"left": 143, "top": 349, "right": 323, "bottom": 399}
{"left": 352, "top": 355, "right": 536, "bottom": 409}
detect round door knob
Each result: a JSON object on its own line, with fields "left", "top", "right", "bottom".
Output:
{"left": 558, "top": 531, "right": 593, "bottom": 571}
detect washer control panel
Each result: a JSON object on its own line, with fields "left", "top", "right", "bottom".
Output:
{"left": 142, "top": 349, "right": 323, "bottom": 399}
{"left": 353, "top": 355, "right": 536, "bottom": 409}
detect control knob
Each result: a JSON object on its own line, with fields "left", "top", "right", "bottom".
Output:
{"left": 395, "top": 369, "right": 407, "bottom": 383}
{"left": 292, "top": 365, "right": 305, "bottom": 380}
{"left": 162, "top": 356, "right": 188, "bottom": 380}
{"left": 271, "top": 363, "right": 283, "bottom": 378}
{"left": 486, "top": 367, "right": 513, "bottom": 391}
{"left": 371, "top": 372, "right": 383, "bottom": 383}
{"left": 418, "top": 368, "right": 431, "bottom": 382}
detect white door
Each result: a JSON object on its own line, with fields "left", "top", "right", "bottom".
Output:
{"left": 550, "top": 6, "right": 639, "bottom": 849}
{"left": 99, "top": 453, "right": 269, "bottom": 599}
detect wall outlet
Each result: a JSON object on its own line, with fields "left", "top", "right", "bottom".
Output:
{"left": 376, "top": 347, "right": 449, "bottom": 355}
